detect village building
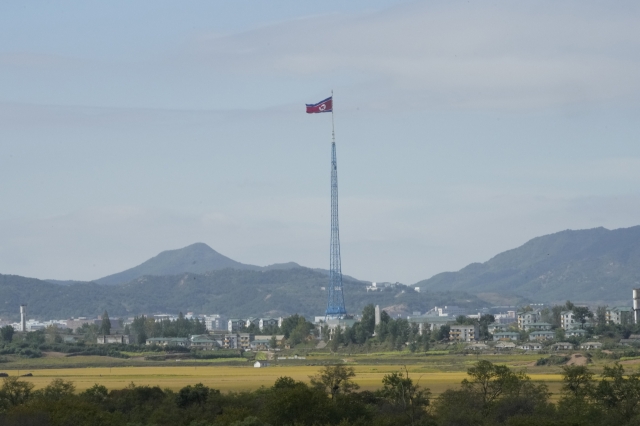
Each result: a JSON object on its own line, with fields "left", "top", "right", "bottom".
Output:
{"left": 553, "top": 342, "right": 574, "bottom": 351}
{"left": 97, "top": 335, "right": 131, "bottom": 344}
{"left": 580, "top": 341, "right": 603, "bottom": 350}
{"left": 493, "top": 331, "right": 520, "bottom": 341}
{"left": 495, "top": 341, "right": 516, "bottom": 350}
{"left": 449, "top": 324, "right": 479, "bottom": 342}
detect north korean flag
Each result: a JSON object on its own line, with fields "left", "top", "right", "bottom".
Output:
{"left": 306, "top": 97, "right": 333, "bottom": 113}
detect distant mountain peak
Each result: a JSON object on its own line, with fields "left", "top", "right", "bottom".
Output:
{"left": 182, "top": 242, "right": 216, "bottom": 251}
{"left": 94, "top": 243, "right": 304, "bottom": 286}
{"left": 95, "top": 243, "right": 260, "bottom": 285}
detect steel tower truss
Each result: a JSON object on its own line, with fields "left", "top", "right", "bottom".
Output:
{"left": 326, "top": 141, "right": 347, "bottom": 318}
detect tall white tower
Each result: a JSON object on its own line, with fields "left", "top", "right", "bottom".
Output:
{"left": 20, "top": 304, "right": 27, "bottom": 332}
{"left": 634, "top": 289, "right": 640, "bottom": 324}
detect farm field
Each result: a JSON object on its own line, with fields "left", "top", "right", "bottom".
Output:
{"left": 1, "top": 363, "right": 566, "bottom": 396}
{"left": 2, "top": 349, "right": 622, "bottom": 397}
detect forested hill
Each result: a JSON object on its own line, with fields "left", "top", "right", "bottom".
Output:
{"left": 415, "top": 226, "right": 640, "bottom": 303}
{"left": 0, "top": 269, "right": 482, "bottom": 321}
{"left": 95, "top": 243, "right": 263, "bottom": 285}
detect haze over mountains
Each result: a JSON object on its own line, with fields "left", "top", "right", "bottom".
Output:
{"left": 2, "top": 225, "right": 640, "bottom": 320}
{"left": 0, "top": 270, "right": 480, "bottom": 321}
{"left": 95, "top": 243, "right": 302, "bottom": 286}
{"left": 416, "top": 226, "right": 640, "bottom": 303}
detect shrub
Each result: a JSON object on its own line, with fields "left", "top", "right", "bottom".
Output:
{"left": 536, "top": 355, "right": 569, "bottom": 366}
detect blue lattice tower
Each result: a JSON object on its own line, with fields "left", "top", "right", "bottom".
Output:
{"left": 326, "top": 140, "right": 347, "bottom": 318}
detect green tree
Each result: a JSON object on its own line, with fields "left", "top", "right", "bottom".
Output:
{"left": 280, "top": 314, "right": 306, "bottom": 339}
{"left": 479, "top": 314, "right": 495, "bottom": 339}
{"left": 420, "top": 333, "right": 430, "bottom": 353}
{"left": 100, "top": 310, "right": 111, "bottom": 335}
{"left": 310, "top": 365, "right": 360, "bottom": 400}
{"left": 375, "top": 310, "right": 391, "bottom": 338}
{"left": 456, "top": 315, "right": 473, "bottom": 325}
{"left": 34, "top": 378, "right": 76, "bottom": 401}
{"left": 462, "top": 360, "right": 525, "bottom": 409}
{"left": 558, "top": 365, "right": 598, "bottom": 422}
{"left": 561, "top": 365, "right": 594, "bottom": 399}
{"left": 595, "top": 306, "right": 607, "bottom": 328}
{"left": 131, "top": 315, "right": 149, "bottom": 343}
{"left": 593, "top": 363, "right": 640, "bottom": 422}
{"left": 264, "top": 377, "right": 331, "bottom": 426}
{"left": 379, "top": 366, "right": 431, "bottom": 426}
{"left": 80, "top": 383, "right": 109, "bottom": 404}
{"left": 0, "top": 325, "right": 14, "bottom": 343}
{"left": 360, "top": 304, "right": 376, "bottom": 335}
{"left": 573, "top": 306, "right": 593, "bottom": 329}
{"left": 436, "top": 324, "right": 450, "bottom": 341}
{"left": 288, "top": 319, "right": 313, "bottom": 346}
{"left": 137, "top": 329, "right": 147, "bottom": 345}
{"left": 269, "top": 335, "right": 277, "bottom": 350}
{"left": 437, "top": 360, "right": 551, "bottom": 424}
{"left": 551, "top": 305, "right": 564, "bottom": 328}
{"left": 193, "top": 318, "right": 207, "bottom": 334}
{"left": 354, "top": 323, "right": 368, "bottom": 344}
{"left": 176, "top": 383, "right": 215, "bottom": 408}
{"left": 230, "top": 417, "right": 271, "bottom": 426}
{"left": 330, "top": 327, "right": 343, "bottom": 352}
{"left": 25, "top": 330, "right": 45, "bottom": 345}
{"left": 0, "top": 377, "right": 34, "bottom": 408}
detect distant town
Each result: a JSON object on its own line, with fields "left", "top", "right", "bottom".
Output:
{"left": 2, "top": 286, "right": 638, "bottom": 356}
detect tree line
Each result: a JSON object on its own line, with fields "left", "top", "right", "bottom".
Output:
{"left": 127, "top": 313, "right": 207, "bottom": 344}
{"left": 324, "top": 304, "right": 496, "bottom": 352}
{"left": 2, "top": 360, "right": 640, "bottom": 425}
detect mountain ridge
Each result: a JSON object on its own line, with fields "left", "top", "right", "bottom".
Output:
{"left": 0, "top": 270, "right": 482, "bottom": 321}
{"left": 95, "top": 243, "right": 304, "bottom": 285}
{"left": 414, "top": 225, "right": 640, "bottom": 302}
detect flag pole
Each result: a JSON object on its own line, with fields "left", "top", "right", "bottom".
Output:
{"left": 331, "top": 90, "right": 335, "bottom": 144}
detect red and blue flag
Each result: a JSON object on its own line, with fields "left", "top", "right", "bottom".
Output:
{"left": 306, "top": 97, "right": 332, "bottom": 113}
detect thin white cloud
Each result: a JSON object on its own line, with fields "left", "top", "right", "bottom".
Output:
{"left": 183, "top": 1, "right": 640, "bottom": 109}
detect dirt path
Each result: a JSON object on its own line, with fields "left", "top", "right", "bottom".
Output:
{"left": 566, "top": 353, "right": 587, "bottom": 366}
{"left": 42, "top": 352, "right": 66, "bottom": 358}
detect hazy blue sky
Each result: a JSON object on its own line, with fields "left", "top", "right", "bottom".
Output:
{"left": 1, "top": 1, "right": 640, "bottom": 284}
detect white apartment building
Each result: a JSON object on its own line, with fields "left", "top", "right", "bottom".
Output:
{"left": 517, "top": 310, "right": 539, "bottom": 329}
{"left": 561, "top": 311, "right": 576, "bottom": 330}
{"left": 425, "top": 306, "right": 467, "bottom": 317}
{"left": 204, "top": 315, "right": 225, "bottom": 330}
{"left": 606, "top": 306, "right": 632, "bottom": 325}
{"left": 449, "top": 324, "right": 479, "bottom": 342}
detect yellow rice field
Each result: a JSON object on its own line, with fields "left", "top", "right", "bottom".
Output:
{"left": 3, "top": 365, "right": 566, "bottom": 396}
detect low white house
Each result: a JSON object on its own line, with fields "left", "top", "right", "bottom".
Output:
{"left": 553, "top": 342, "right": 574, "bottom": 351}
{"left": 487, "top": 323, "right": 506, "bottom": 334}
{"left": 146, "top": 337, "right": 189, "bottom": 347}
{"left": 493, "top": 332, "right": 520, "bottom": 341}
{"left": 518, "top": 343, "right": 543, "bottom": 351}
{"left": 495, "top": 341, "right": 516, "bottom": 350}
{"left": 97, "top": 335, "right": 131, "bottom": 345}
{"left": 254, "top": 361, "right": 269, "bottom": 368}
{"left": 580, "top": 342, "right": 602, "bottom": 350}
{"left": 522, "top": 322, "right": 553, "bottom": 332}
{"left": 468, "top": 343, "right": 489, "bottom": 351}
{"left": 565, "top": 329, "right": 587, "bottom": 338}
{"left": 529, "top": 331, "right": 556, "bottom": 341}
